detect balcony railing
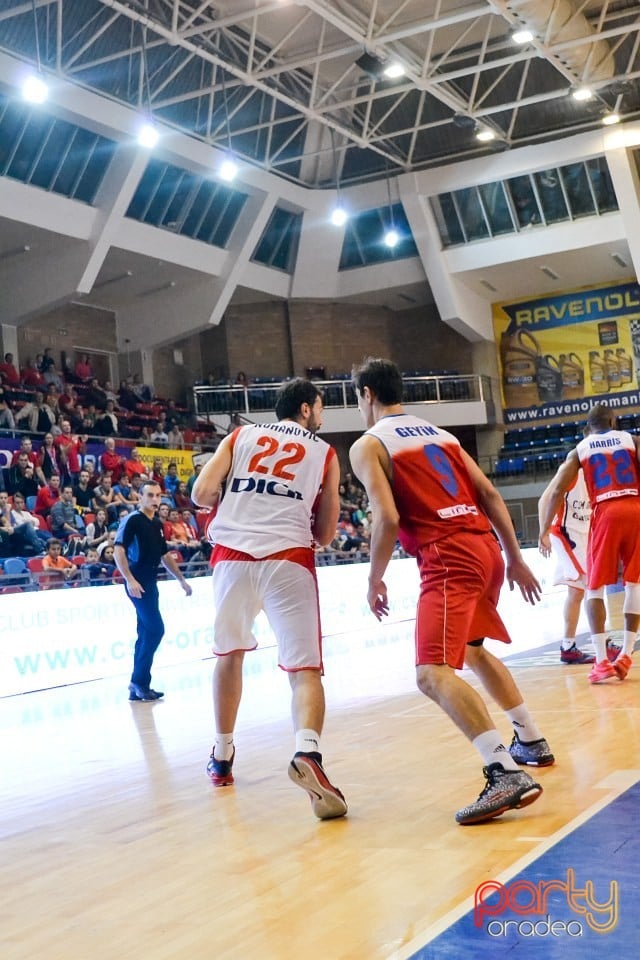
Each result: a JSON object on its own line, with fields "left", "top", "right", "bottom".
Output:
{"left": 194, "top": 374, "right": 493, "bottom": 418}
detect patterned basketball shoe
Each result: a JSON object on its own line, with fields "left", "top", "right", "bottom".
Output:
{"left": 455, "top": 763, "right": 543, "bottom": 826}
{"left": 288, "top": 752, "right": 347, "bottom": 820}
{"left": 509, "top": 732, "right": 555, "bottom": 767}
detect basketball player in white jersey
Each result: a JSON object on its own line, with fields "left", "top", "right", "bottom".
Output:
{"left": 538, "top": 470, "right": 595, "bottom": 664}
{"left": 191, "top": 378, "right": 347, "bottom": 820}
{"left": 350, "top": 358, "right": 553, "bottom": 826}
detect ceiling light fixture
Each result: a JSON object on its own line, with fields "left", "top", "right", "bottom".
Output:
{"left": 219, "top": 157, "right": 238, "bottom": 182}
{"left": 572, "top": 86, "right": 593, "bottom": 102}
{"left": 602, "top": 112, "right": 620, "bottom": 126}
{"left": 476, "top": 128, "right": 496, "bottom": 142}
{"left": 137, "top": 25, "right": 159, "bottom": 148}
{"left": 22, "top": 0, "right": 48, "bottom": 104}
{"left": 512, "top": 29, "right": 534, "bottom": 45}
{"left": 383, "top": 62, "right": 405, "bottom": 79}
{"left": 218, "top": 71, "right": 239, "bottom": 182}
{"left": 329, "top": 129, "right": 348, "bottom": 228}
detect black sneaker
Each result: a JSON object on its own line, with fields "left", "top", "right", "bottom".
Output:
{"left": 509, "top": 731, "right": 555, "bottom": 767}
{"left": 128, "top": 683, "right": 164, "bottom": 701}
{"left": 455, "top": 763, "right": 543, "bottom": 825}
{"left": 207, "top": 748, "right": 235, "bottom": 786}
{"left": 288, "top": 752, "right": 348, "bottom": 820}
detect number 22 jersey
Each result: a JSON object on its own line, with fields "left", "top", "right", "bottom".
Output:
{"left": 576, "top": 429, "right": 640, "bottom": 506}
{"left": 209, "top": 422, "right": 335, "bottom": 557}
{"left": 365, "top": 414, "right": 491, "bottom": 549}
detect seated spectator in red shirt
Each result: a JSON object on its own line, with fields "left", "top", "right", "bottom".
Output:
{"left": 35, "top": 474, "right": 61, "bottom": 518}
{"left": 174, "top": 481, "right": 193, "bottom": 512}
{"left": 125, "top": 447, "right": 147, "bottom": 480}
{"left": 100, "top": 437, "right": 125, "bottom": 483}
{"left": 163, "top": 508, "right": 199, "bottom": 559}
{"left": 40, "top": 539, "right": 79, "bottom": 589}
{"left": 0, "top": 352, "right": 20, "bottom": 386}
{"left": 74, "top": 355, "right": 93, "bottom": 382}
{"left": 21, "top": 359, "right": 46, "bottom": 388}
{"left": 151, "top": 457, "right": 166, "bottom": 490}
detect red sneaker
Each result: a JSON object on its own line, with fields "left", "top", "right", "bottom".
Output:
{"left": 560, "top": 644, "right": 595, "bottom": 664}
{"left": 588, "top": 659, "right": 617, "bottom": 684}
{"left": 613, "top": 653, "right": 633, "bottom": 681}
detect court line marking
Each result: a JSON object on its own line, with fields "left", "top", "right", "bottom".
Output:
{"left": 387, "top": 769, "right": 640, "bottom": 960}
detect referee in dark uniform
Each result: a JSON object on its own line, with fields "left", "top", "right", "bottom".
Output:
{"left": 114, "top": 480, "right": 192, "bottom": 701}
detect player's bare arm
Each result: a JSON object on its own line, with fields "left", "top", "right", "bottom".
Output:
{"left": 537, "top": 451, "right": 580, "bottom": 541}
{"left": 191, "top": 435, "right": 234, "bottom": 507}
{"left": 311, "top": 454, "right": 340, "bottom": 546}
{"left": 350, "top": 434, "right": 399, "bottom": 620}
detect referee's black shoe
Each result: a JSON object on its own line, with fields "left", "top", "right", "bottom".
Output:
{"left": 128, "top": 683, "right": 164, "bottom": 701}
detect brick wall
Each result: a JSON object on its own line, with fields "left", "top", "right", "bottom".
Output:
{"left": 17, "top": 303, "right": 117, "bottom": 383}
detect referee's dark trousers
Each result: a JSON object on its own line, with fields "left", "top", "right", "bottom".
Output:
{"left": 128, "top": 577, "right": 165, "bottom": 688}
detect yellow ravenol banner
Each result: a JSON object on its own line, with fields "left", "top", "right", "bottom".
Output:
{"left": 137, "top": 446, "right": 195, "bottom": 482}
{"left": 493, "top": 280, "right": 640, "bottom": 425}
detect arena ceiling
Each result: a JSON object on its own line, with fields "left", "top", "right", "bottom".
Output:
{"left": 0, "top": 0, "right": 639, "bottom": 188}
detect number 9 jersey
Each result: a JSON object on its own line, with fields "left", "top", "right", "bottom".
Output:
{"left": 208, "top": 422, "right": 336, "bottom": 557}
{"left": 365, "top": 414, "right": 492, "bottom": 548}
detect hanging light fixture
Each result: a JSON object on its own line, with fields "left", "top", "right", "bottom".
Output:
{"left": 218, "top": 71, "right": 238, "bottom": 182}
{"left": 329, "top": 129, "right": 348, "bottom": 227}
{"left": 22, "top": 0, "right": 48, "bottom": 103}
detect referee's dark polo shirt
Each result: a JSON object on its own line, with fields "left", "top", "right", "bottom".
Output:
{"left": 115, "top": 509, "right": 168, "bottom": 583}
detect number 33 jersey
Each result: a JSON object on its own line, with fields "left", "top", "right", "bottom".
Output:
{"left": 209, "top": 422, "right": 335, "bottom": 557}
{"left": 366, "top": 414, "right": 491, "bottom": 549}
{"left": 576, "top": 429, "right": 640, "bottom": 505}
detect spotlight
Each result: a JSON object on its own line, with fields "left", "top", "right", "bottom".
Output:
{"left": 384, "top": 229, "right": 399, "bottom": 248}
{"left": 602, "top": 113, "right": 620, "bottom": 126}
{"left": 330, "top": 206, "right": 348, "bottom": 227}
{"left": 476, "top": 128, "right": 496, "bottom": 142}
{"left": 22, "top": 74, "right": 48, "bottom": 104}
{"left": 219, "top": 157, "right": 239, "bottom": 182}
{"left": 512, "top": 29, "right": 533, "bottom": 44}
{"left": 137, "top": 121, "right": 160, "bottom": 148}
{"left": 383, "top": 62, "right": 405, "bottom": 79}
{"left": 572, "top": 87, "right": 593, "bottom": 102}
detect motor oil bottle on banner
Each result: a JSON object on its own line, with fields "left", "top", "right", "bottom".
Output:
{"left": 604, "top": 348, "right": 621, "bottom": 390}
{"left": 589, "top": 351, "right": 607, "bottom": 394}
{"left": 536, "top": 354, "right": 563, "bottom": 403}
{"left": 616, "top": 348, "right": 632, "bottom": 386}
{"left": 560, "top": 352, "right": 584, "bottom": 400}
{"left": 500, "top": 327, "right": 540, "bottom": 408}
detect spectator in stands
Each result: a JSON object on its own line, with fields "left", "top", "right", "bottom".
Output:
{"left": 113, "top": 474, "right": 140, "bottom": 512}
{"left": 11, "top": 436, "right": 43, "bottom": 482}
{"left": 74, "top": 355, "right": 93, "bottom": 382}
{"left": 9, "top": 491, "right": 49, "bottom": 550}
{"left": 15, "top": 390, "right": 56, "bottom": 434}
{"left": 45, "top": 387, "right": 61, "bottom": 419}
{"left": 55, "top": 419, "right": 87, "bottom": 484}
{"left": 83, "top": 546, "right": 116, "bottom": 586}
{"left": 21, "top": 358, "right": 46, "bottom": 388}
{"left": 164, "top": 462, "right": 180, "bottom": 498}
{"left": 234, "top": 371, "right": 249, "bottom": 386}
{"left": 85, "top": 378, "right": 107, "bottom": 410}
{"left": 174, "top": 481, "right": 192, "bottom": 512}
{"left": 167, "top": 422, "right": 184, "bottom": 449}
{"left": 7, "top": 453, "right": 39, "bottom": 498}
{"left": 41, "top": 538, "right": 79, "bottom": 589}
{"left": 35, "top": 473, "right": 60, "bottom": 517}
{"left": 187, "top": 462, "right": 202, "bottom": 495}
{"left": 49, "top": 485, "right": 84, "bottom": 543}
{"left": 59, "top": 385, "right": 81, "bottom": 422}
{"left": 72, "top": 468, "right": 93, "bottom": 513}
{"left": 100, "top": 437, "right": 125, "bottom": 484}
{"left": 181, "top": 507, "right": 199, "bottom": 537}
{"left": 0, "top": 353, "right": 20, "bottom": 386}
{"left": 125, "top": 447, "right": 147, "bottom": 481}
{"left": 163, "top": 507, "right": 199, "bottom": 559}
{"left": 139, "top": 426, "right": 153, "bottom": 443}
{"left": 0, "top": 390, "right": 16, "bottom": 430}
{"left": 157, "top": 503, "right": 170, "bottom": 525}
{"left": 43, "top": 364, "right": 65, "bottom": 394}
{"left": 81, "top": 404, "right": 98, "bottom": 432}
{"left": 118, "top": 378, "right": 138, "bottom": 411}
{"left": 38, "top": 432, "right": 61, "bottom": 481}
{"left": 109, "top": 505, "right": 130, "bottom": 531}
{"left": 95, "top": 400, "right": 119, "bottom": 436}
{"left": 85, "top": 508, "right": 109, "bottom": 551}
{"left": 39, "top": 348, "right": 55, "bottom": 374}
{"left": 166, "top": 399, "right": 184, "bottom": 426}
{"left": 131, "top": 373, "right": 152, "bottom": 402}
{"left": 0, "top": 490, "right": 39, "bottom": 555}
{"left": 92, "top": 472, "right": 117, "bottom": 519}
{"left": 150, "top": 421, "right": 169, "bottom": 446}
{"left": 84, "top": 460, "right": 99, "bottom": 488}
{"left": 151, "top": 457, "right": 166, "bottom": 490}
{"left": 103, "top": 381, "right": 119, "bottom": 406}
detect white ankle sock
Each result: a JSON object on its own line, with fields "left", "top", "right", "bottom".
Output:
{"left": 295, "top": 729, "right": 321, "bottom": 755}
{"left": 592, "top": 633, "right": 607, "bottom": 662}
{"left": 506, "top": 704, "right": 542, "bottom": 742}
{"left": 561, "top": 637, "right": 576, "bottom": 651}
{"left": 472, "top": 730, "right": 518, "bottom": 771}
{"left": 214, "top": 733, "right": 234, "bottom": 761}
{"left": 622, "top": 631, "right": 636, "bottom": 657}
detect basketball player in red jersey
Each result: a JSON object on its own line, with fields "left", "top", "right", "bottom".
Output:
{"left": 539, "top": 403, "right": 640, "bottom": 684}
{"left": 191, "top": 378, "right": 347, "bottom": 820}
{"left": 350, "top": 358, "right": 552, "bottom": 826}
